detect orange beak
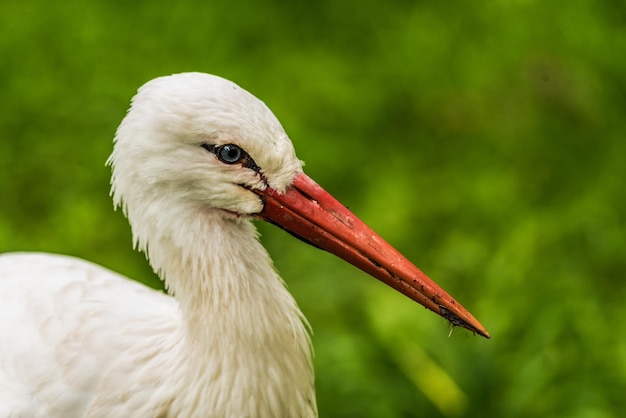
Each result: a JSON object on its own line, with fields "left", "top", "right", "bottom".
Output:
{"left": 254, "top": 172, "right": 490, "bottom": 338}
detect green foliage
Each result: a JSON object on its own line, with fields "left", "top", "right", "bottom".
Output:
{"left": 1, "top": 0, "right": 625, "bottom": 416}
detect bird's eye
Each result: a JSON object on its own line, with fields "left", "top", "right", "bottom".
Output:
{"left": 217, "top": 144, "right": 244, "bottom": 164}
{"left": 201, "top": 142, "right": 262, "bottom": 173}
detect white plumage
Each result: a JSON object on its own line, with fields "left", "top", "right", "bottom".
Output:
{"left": 0, "top": 73, "right": 488, "bottom": 417}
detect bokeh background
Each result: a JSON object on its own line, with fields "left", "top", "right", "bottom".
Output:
{"left": 1, "top": 0, "right": 625, "bottom": 417}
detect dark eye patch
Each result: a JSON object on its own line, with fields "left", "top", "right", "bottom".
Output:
{"left": 201, "top": 143, "right": 261, "bottom": 172}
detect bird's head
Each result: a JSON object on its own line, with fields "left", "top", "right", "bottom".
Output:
{"left": 110, "top": 72, "right": 300, "bottom": 219}
{"left": 108, "top": 72, "right": 490, "bottom": 338}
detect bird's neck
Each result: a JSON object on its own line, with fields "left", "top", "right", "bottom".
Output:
{"left": 140, "top": 208, "right": 316, "bottom": 416}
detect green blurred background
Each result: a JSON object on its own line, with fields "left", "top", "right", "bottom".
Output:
{"left": 1, "top": 0, "right": 625, "bottom": 416}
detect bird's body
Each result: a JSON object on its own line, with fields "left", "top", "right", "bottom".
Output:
{"left": 1, "top": 73, "right": 487, "bottom": 417}
{"left": 0, "top": 251, "right": 313, "bottom": 417}
{"left": 1, "top": 253, "right": 182, "bottom": 417}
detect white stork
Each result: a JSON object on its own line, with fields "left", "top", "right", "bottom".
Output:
{"left": 0, "top": 73, "right": 489, "bottom": 417}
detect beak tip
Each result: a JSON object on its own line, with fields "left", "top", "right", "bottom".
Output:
{"left": 439, "top": 305, "right": 490, "bottom": 339}
{"left": 459, "top": 324, "right": 490, "bottom": 339}
{"left": 477, "top": 328, "right": 491, "bottom": 339}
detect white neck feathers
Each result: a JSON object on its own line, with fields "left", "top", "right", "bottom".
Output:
{"left": 131, "top": 202, "right": 316, "bottom": 416}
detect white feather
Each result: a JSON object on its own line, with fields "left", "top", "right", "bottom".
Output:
{"left": 1, "top": 73, "right": 316, "bottom": 417}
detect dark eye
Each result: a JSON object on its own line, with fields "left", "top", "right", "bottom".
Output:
{"left": 217, "top": 144, "right": 244, "bottom": 164}
{"left": 201, "top": 142, "right": 262, "bottom": 173}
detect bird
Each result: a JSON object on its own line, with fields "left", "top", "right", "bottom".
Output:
{"left": 0, "top": 72, "right": 489, "bottom": 417}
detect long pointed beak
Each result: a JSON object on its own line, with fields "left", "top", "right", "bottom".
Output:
{"left": 254, "top": 172, "right": 490, "bottom": 338}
